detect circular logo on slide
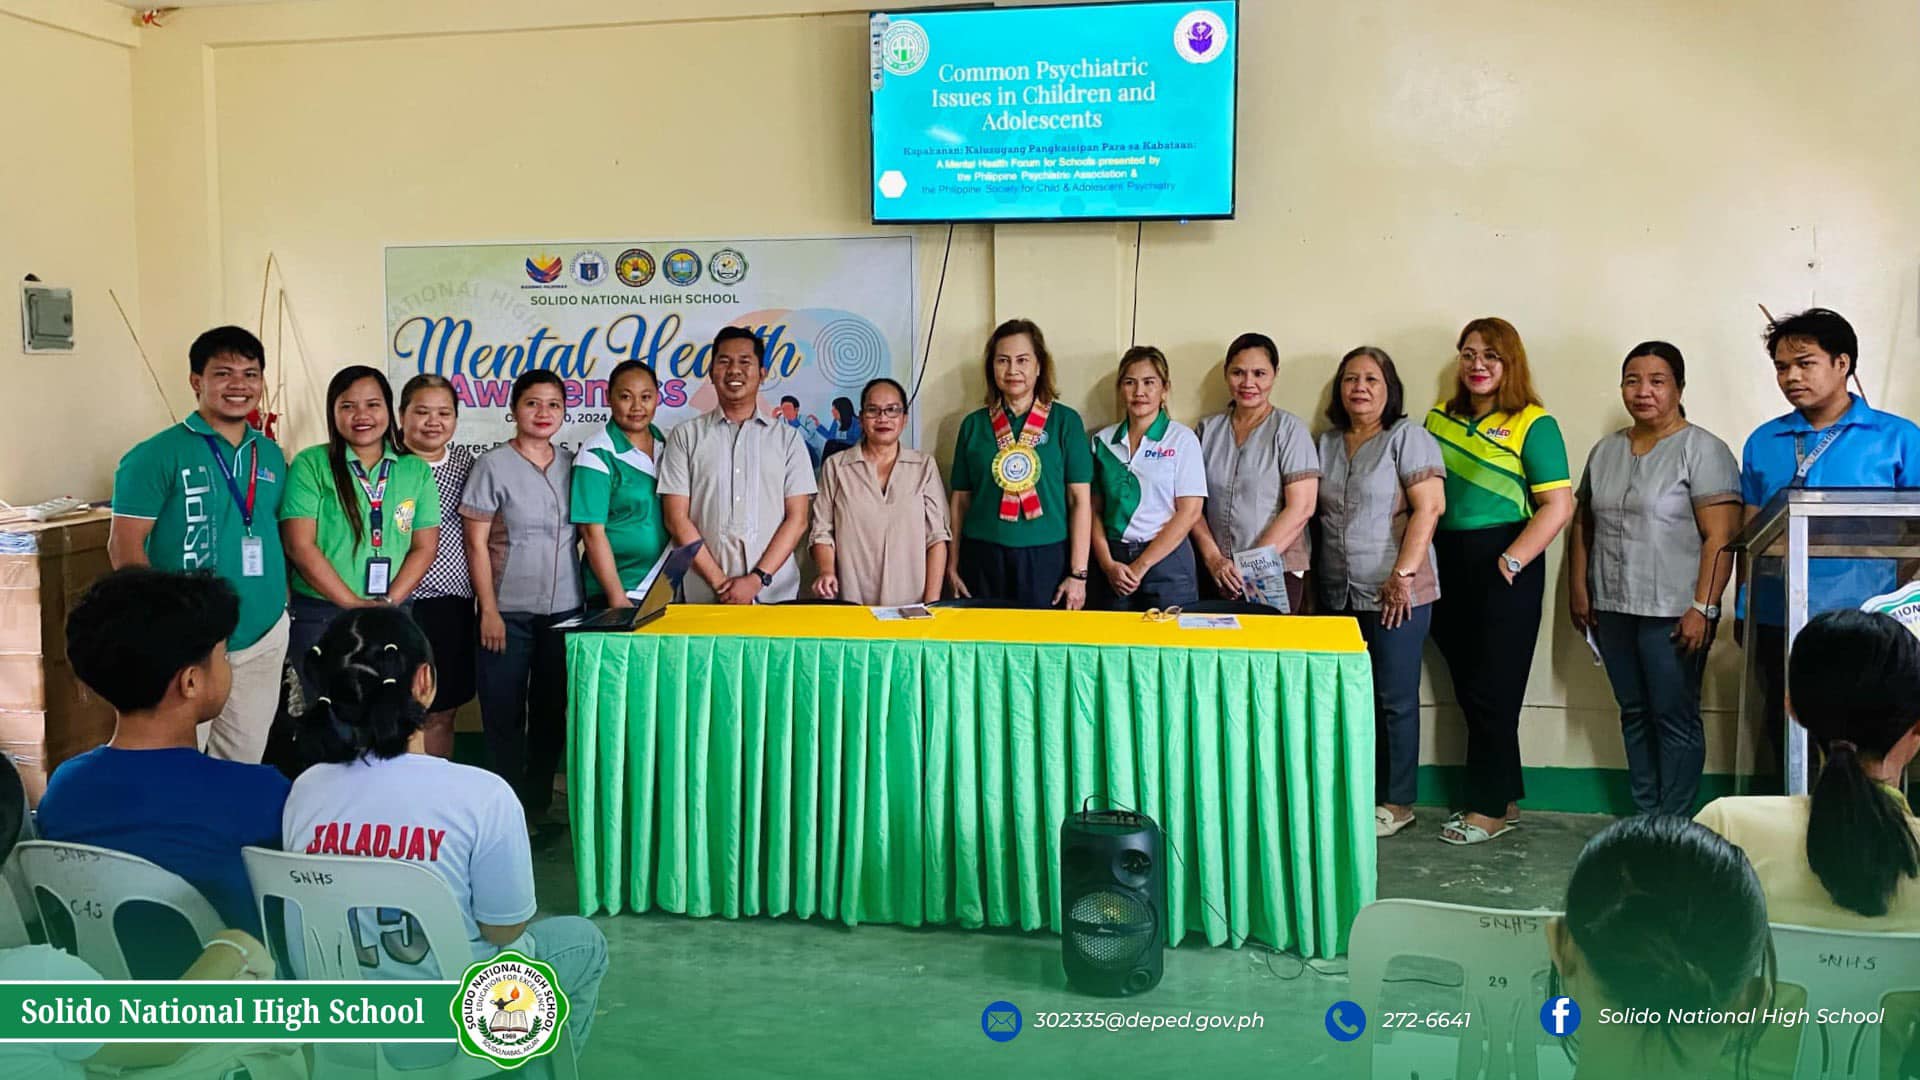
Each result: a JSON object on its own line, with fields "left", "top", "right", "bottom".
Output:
{"left": 881, "top": 20, "right": 929, "bottom": 76}
{"left": 1174, "top": 10, "right": 1228, "bottom": 64}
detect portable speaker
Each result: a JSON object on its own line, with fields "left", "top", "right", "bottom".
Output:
{"left": 1060, "top": 808, "right": 1165, "bottom": 997}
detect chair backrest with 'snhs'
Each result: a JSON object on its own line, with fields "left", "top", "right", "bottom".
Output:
{"left": 1348, "top": 898, "right": 1566, "bottom": 1080}
{"left": 1770, "top": 922, "right": 1920, "bottom": 1080}
{"left": 14, "top": 840, "right": 225, "bottom": 980}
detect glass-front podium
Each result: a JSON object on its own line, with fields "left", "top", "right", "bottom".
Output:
{"left": 1732, "top": 488, "right": 1920, "bottom": 793}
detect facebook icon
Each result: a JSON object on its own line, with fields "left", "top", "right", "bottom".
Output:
{"left": 1540, "top": 996, "right": 1581, "bottom": 1037}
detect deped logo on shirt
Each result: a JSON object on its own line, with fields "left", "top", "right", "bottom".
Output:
{"left": 1143, "top": 447, "right": 1178, "bottom": 460}
{"left": 394, "top": 499, "right": 417, "bottom": 533}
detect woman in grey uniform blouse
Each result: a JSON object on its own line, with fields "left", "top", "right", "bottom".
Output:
{"left": 1315, "top": 347, "right": 1447, "bottom": 837}
{"left": 1568, "top": 341, "right": 1741, "bottom": 816}
{"left": 1190, "top": 332, "right": 1321, "bottom": 613}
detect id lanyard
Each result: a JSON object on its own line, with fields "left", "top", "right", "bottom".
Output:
{"left": 200, "top": 434, "right": 259, "bottom": 533}
{"left": 349, "top": 458, "right": 393, "bottom": 548}
{"left": 1791, "top": 425, "right": 1845, "bottom": 487}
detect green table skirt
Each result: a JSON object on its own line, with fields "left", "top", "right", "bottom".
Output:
{"left": 566, "top": 633, "right": 1377, "bottom": 957}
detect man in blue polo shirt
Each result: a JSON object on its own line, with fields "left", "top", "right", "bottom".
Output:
{"left": 108, "top": 327, "right": 289, "bottom": 763}
{"left": 1739, "top": 307, "right": 1920, "bottom": 777}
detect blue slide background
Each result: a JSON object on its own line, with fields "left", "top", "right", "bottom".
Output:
{"left": 870, "top": 2, "right": 1238, "bottom": 223}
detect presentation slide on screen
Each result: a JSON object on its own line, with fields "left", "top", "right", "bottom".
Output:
{"left": 870, "top": 2, "right": 1238, "bottom": 223}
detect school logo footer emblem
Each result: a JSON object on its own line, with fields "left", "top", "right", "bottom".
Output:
{"left": 454, "top": 950, "right": 570, "bottom": 1069}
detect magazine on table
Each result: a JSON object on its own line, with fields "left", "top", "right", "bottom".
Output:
{"left": 1231, "top": 546, "right": 1290, "bottom": 613}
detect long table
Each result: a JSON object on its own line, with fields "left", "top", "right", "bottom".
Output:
{"left": 565, "top": 606, "right": 1376, "bottom": 958}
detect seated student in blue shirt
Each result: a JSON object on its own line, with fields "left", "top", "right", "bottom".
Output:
{"left": 1739, "top": 307, "right": 1920, "bottom": 778}
{"left": 37, "top": 568, "right": 290, "bottom": 939}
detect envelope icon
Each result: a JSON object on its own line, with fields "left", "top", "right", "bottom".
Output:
{"left": 986, "top": 1011, "right": 1017, "bottom": 1032}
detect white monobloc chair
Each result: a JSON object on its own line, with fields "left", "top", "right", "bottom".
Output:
{"left": 241, "top": 847, "right": 577, "bottom": 1080}
{"left": 1347, "top": 898, "right": 1570, "bottom": 1080}
{"left": 0, "top": 873, "right": 30, "bottom": 948}
{"left": 1, "top": 850, "right": 36, "bottom": 945}
{"left": 13, "top": 839, "right": 224, "bottom": 979}
{"left": 1771, "top": 922, "right": 1920, "bottom": 1080}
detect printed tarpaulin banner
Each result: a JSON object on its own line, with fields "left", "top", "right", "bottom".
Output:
{"left": 384, "top": 236, "right": 917, "bottom": 451}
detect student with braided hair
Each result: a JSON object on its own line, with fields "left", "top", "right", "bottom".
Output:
{"left": 281, "top": 606, "right": 607, "bottom": 1055}
{"left": 1546, "top": 815, "right": 1777, "bottom": 1079}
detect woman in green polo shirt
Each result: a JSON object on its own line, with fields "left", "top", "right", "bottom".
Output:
{"left": 572, "top": 360, "right": 669, "bottom": 607}
{"left": 947, "top": 318, "right": 1094, "bottom": 610}
{"left": 1421, "top": 318, "right": 1572, "bottom": 846}
{"left": 1089, "top": 346, "right": 1207, "bottom": 611}
{"left": 280, "top": 365, "right": 442, "bottom": 669}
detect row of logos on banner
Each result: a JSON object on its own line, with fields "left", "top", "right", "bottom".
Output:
{"left": 525, "top": 246, "right": 750, "bottom": 289}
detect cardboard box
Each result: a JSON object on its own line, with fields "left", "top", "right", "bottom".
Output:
{"left": 0, "top": 507, "right": 113, "bottom": 663}
{"left": 0, "top": 508, "right": 117, "bottom": 804}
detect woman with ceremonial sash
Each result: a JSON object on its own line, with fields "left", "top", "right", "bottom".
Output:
{"left": 280, "top": 365, "right": 442, "bottom": 673}
{"left": 1088, "top": 346, "right": 1207, "bottom": 611}
{"left": 1422, "top": 317, "right": 1573, "bottom": 846}
{"left": 948, "top": 318, "right": 1094, "bottom": 609}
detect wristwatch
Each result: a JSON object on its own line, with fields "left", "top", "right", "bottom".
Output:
{"left": 751, "top": 568, "right": 774, "bottom": 588}
{"left": 1393, "top": 567, "right": 1416, "bottom": 579}
{"left": 1692, "top": 600, "right": 1721, "bottom": 619}
{"left": 1501, "top": 553, "right": 1523, "bottom": 575}
{"left": 1069, "top": 569, "right": 1089, "bottom": 581}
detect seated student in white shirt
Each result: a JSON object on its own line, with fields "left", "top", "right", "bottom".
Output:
{"left": 1696, "top": 609, "right": 1920, "bottom": 1080}
{"left": 1696, "top": 608, "right": 1920, "bottom": 929}
{"left": 0, "top": 754, "right": 292, "bottom": 1080}
{"left": 281, "top": 606, "right": 607, "bottom": 1056}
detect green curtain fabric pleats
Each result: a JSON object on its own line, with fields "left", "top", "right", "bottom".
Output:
{"left": 567, "top": 633, "right": 1376, "bottom": 958}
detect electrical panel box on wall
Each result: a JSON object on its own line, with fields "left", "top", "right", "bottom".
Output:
{"left": 21, "top": 283, "right": 73, "bottom": 352}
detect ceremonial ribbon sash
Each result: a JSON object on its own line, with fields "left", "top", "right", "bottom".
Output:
{"left": 990, "top": 400, "right": 1051, "bottom": 522}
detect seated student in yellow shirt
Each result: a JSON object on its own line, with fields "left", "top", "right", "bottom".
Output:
{"left": 1696, "top": 608, "right": 1920, "bottom": 1079}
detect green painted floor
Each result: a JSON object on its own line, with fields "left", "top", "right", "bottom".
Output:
{"left": 531, "top": 806, "right": 1611, "bottom": 1079}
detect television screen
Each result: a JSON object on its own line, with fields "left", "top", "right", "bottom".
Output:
{"left": 869, "top": 2, "right": 1238, "bottom": 224}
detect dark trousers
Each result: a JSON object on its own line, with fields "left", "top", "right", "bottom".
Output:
{"left": 956, "top": 537, "right": 1068, "bottom": 609}
{"left": 286, "top": 594, "right": 347, "bottom": 695}
{"left": 477, "top": 609, "right": 579, "bottom": 816}
{"left": 1431, "top": 524, "right": 1543, "bottom": 818}
{"left": 1089, "top": 538, "right": 1200, "bottom": 611}
{"left": 1340, "top": 604, "right": 1433, "bottom": 808}
{"left": 1595, "top": 611, "right": 1707, "bottom": 815}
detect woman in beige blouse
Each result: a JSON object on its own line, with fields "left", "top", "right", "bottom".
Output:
{"left": 810, "top": 378, "right": 952, "bottom": 606}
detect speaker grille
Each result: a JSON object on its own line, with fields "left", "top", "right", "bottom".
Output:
{"left": 1066, "top": 888, "right": 1156, "bottom": 969}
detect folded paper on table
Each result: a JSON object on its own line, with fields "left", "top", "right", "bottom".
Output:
{"left": 1232, "top": 546, "right": 1291, "bottom": 613}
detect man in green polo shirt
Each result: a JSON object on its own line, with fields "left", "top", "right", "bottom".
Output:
{"left": 108, "top": 327, "right": 289, "bottom": 764}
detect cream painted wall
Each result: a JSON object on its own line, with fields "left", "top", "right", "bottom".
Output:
{"left": 0, "top": 5, "right": 160, "bottom": 503}
{"left": 108, "top": 0, "right": 1920, "bottom": 777}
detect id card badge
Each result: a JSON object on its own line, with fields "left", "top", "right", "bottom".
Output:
{"left": 240, "top": 535, "right": 265, "bottom": 578}
{"left": 365, "top": 557, "right": 393, "bottom": 598}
